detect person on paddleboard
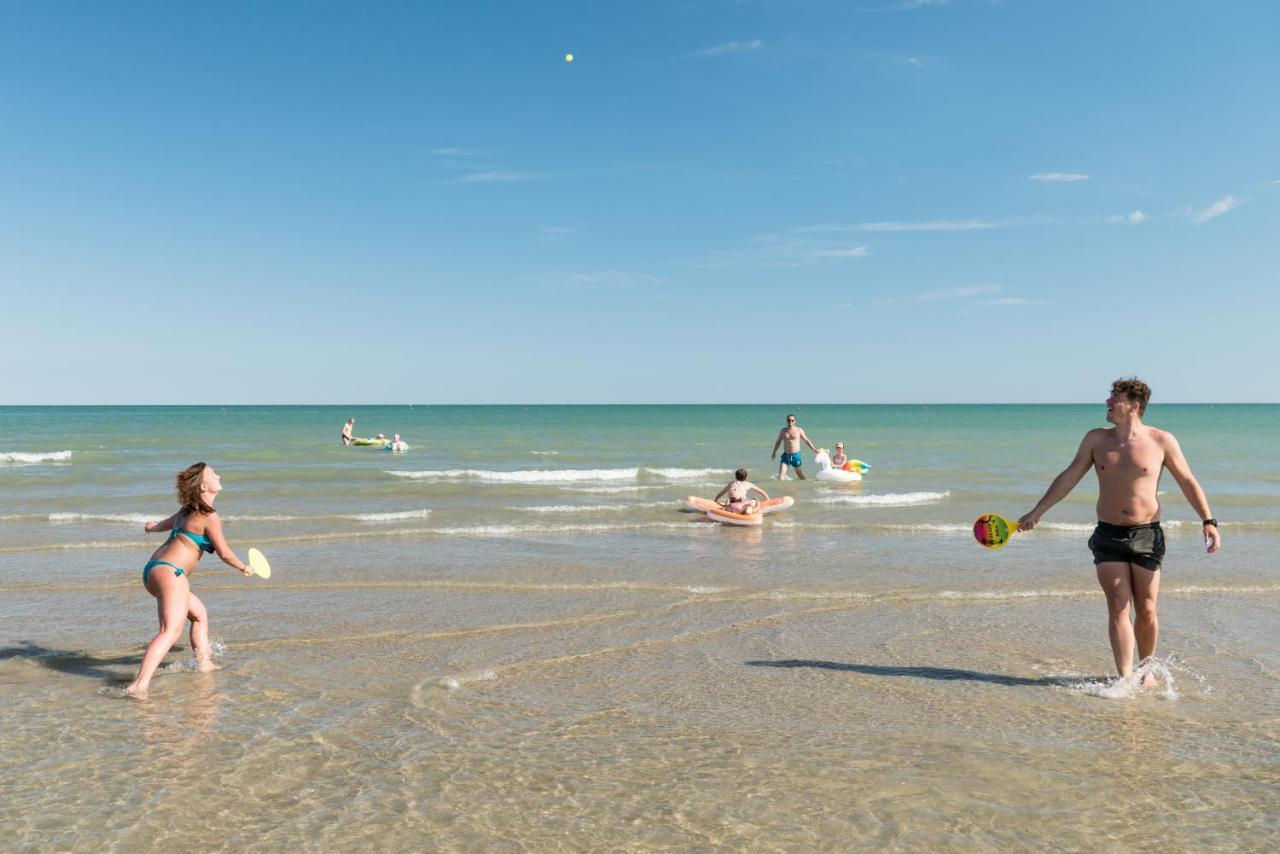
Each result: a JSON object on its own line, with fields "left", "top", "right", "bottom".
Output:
{"left": 1017, "top": 377, "right": 1220, "bottom": 687}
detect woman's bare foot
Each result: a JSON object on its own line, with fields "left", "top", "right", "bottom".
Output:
{"left": 195, "top": 659, "right": 222, "bottom": 673}
{"left": 1136, "top": 657, "right": 1160, "bottom": 688}
{"left": 124, "top": 683, "right": 148, "bottom": 698}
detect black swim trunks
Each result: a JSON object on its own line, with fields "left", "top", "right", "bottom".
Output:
{"left": 1088, "top": 521, "right": 1165, "bottom": 571}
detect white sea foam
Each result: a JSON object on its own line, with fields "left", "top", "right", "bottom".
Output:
{"left": 1068, "top": 657, "right": 1180, "bottom": 701}
{"left": 939, "top": 589, "right": 1087, "bottom": 601}
{"left": 645, "top": 467, "right": 727, "bottom": 480}
{"left": 813, "top": 491, "right": 950, "bottom": 507}
{"left": 0, "top": 450, "right": 72, "bottom": 464}
{"left": 564, "top": 485, "right": 665, "bottom": 494}
{"left": 43, "top": 510, "right": 431, "bottom": 525}
{"left": 428, "top": 521, "right": 690, "bottom": 537}
{"left": 440, "top": 669, "right": 497, "bottom": 691}
{"left": 893, "top": 523, "right": 971, "bottom": 533}
{"left": 349, "top": 509, "right": 433, "bottom": 523}
{"left": 48, "top": 512, "right": 153, "bottom": 525}
{"left": 530, "top": 450, "right": 560, "bottom": 456}
{"left": 510, "top": 501, "right": 667, "bottom": 514}
{"left": 386, "top": 467, "right": 640, "bottom": 483}
{"left": 1038, "top": 522, "right": 1095, "bottom": 532}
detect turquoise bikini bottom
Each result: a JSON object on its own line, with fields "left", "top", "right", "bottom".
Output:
{"left": 142, "top": 560, "right": 186, "bottom": 586}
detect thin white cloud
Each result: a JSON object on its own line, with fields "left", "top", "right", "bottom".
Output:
{"left": 565, "top": 270, "right": 664, "bottom": 289}
{"left": 899, "top": 0, "right": 954, "bottom": 9}
{"left": 454, "top": 171, "right": 541, "bottom": 184}
{"left": 814, "top": 246, "right": 870, "bottom": 258}
{"left": 981, "top": 297, "right": 1030, "bottom": 306}
{"left": 431, "top": 147, "right": 477, "bottom": 156}
{"left": 907, "top": 57, "right": 924, "bottom": 68}
{"left": 536, "top": 226, "right": 573, "bottom": 242}
{"left": 915, "top": 285, "right": 999, "bottom": 302}
{"left": 1192, "top": 195, "right": 1240, "bottom": 224}
{"left": 802, "top": 219, "right": 1004, "bottom": 233}
{"left": 692, "top": 39, "right": 763, "bottom": 57}
{"left": 1102, "top": 210, "right": 1146, "bottom": 225}
{"left": 1029, "top": 172, "right": 1089, "bottom": 183}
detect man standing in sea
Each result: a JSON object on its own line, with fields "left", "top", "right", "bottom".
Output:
{"left": 1017, "top": 377, "right": 1221, "bottom": 686}
{"left": 771, "top": 413, "right": 819, "bottom": 480}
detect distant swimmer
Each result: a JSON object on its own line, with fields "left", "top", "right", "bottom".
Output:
{"left": 771, "top": 413, "right": 819, "bottom": 480}
{"left": 389, "top": 433, "right": 409, "bottom": 453}
{"left": 715, "top": 468, "right": 770, "bottom": 514}
{"left": 831, "top": 442, "right": 848, "bottom": 469}
{"left": 341, "top": 417, "right": 355, "bottom": 446}
{"left": 125, "top": 463, "right": 254, "bottom": 697}
{"left": 1017, "top": 377, "right": 1220, "bottom": 688}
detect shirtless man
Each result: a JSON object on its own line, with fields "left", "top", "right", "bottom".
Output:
{"left": 1018, "top": 378, "right": 1220, "bottom": 686}
{"left": 341, "top": 417, "right": 355, "bottom": 446}
{"left": 771, "top": 414, "right": 818, "bottom": 480}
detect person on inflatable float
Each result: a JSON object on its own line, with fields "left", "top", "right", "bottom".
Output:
{"left": 715, "top": 468, "right": 770, "bottom": 514}
{"left": 831, "top": 443, "right": 849, "bottom": 469}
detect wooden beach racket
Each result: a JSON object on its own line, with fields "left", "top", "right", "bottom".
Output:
{"left": 973, "top": 514, "right": 1020, "bottom": 550}
{"left": 248, "top": 547, "right": 272, "bottom": 579}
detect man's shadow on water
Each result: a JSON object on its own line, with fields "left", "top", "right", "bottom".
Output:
{"left": 0, "top": 641, "right": 142, "bottom": 681}
{"left": 746, "top": 659, "right": 1087, "bottom": 688}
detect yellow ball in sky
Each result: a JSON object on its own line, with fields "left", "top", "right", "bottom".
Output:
{"left": 564, "top": 53, "right": 574, "bottom": 63}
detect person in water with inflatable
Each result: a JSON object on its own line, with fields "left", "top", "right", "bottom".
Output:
{"left": 389, "top": 433, "right": 409, "bottom": 453}
{"left": 1017, "top": 377, "right": 1221, "bottom": 688}
{"left": 831, "top": 442, "right": 848, "bottom": 469}
{"left": 341, "top": 417, "right": 355, "bottom": 446}
{"left": 125, "top": 462, "right": 254, "bottom": 697}
{"left": 715, "top": 468, "right": 770, "bottom": 514}
{"left": 771, "top": 414, "right": 819, "bottom": 480}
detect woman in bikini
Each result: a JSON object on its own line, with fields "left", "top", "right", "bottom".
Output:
{"left": 125, "top": 462, "right": 253, "bottom": 697}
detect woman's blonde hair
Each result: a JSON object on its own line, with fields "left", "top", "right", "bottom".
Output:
{"left": 176, "top": 462, "right": 216, "bottom": 516}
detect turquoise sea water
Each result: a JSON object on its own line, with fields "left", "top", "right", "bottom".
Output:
{"left": 2, "top": 405, "right": 1278, "bottom": 849}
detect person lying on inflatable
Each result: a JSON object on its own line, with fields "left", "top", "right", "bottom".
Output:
{"left": 714, "top": 468, "right": 770, "bottom": 514}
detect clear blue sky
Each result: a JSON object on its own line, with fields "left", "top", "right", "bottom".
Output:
{"left": 2, "top": 1, "right": 1277, "bottom": 404}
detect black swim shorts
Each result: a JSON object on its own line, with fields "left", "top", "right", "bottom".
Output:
{"left": 1088, "top": 521, "right": 1165, "bottom": 571}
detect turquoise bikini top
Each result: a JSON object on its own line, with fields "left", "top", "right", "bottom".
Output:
{"left": 170, "top": 526, "right": 215, "bottom": 554}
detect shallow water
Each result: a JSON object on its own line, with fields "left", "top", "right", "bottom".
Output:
{"left": 2, "top": 405, "right": 1278, "bottom": 849}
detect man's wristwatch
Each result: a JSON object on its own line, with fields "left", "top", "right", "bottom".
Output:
{"left": 1202, "top": 518, "right": 1218, "bottom": 527}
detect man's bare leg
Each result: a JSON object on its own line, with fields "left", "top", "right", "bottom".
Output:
{"left": 1096, "top": 561, "right": 1137, "bottom": 680}
{"left": 793, "top": 466, "right": 805, "bottom": 480}
{"left": 777, "top": 463, "right": 788, "bottom": 480}
{"left": 1131, "top": 563, "right": 1161, "bottom": 686}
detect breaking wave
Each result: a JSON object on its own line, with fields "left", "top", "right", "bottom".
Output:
{"left": 0, "top": 450, "right": 72, "bottom": 464}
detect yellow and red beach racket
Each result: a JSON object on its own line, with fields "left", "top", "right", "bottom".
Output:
{"left": 248, "top": 547, "right": 272, "bottom": 579}
{"left": 973, "top": 514, "right": 1020, "bottom": 550}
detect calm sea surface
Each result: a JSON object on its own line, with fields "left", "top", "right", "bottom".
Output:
{"left": 2, "top": 405, "right": 1277, "bottom": 849}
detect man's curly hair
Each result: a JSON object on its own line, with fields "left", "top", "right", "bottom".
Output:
{"left": 1112, "top": 376, "right": 1152, "bottom": 416}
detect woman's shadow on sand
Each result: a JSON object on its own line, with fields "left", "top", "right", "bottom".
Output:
{"left": 746, "top": 659, "right": 1089, "bottom": 688}
{"left": 0, "top": 641, "right": 142, "bottom": 681}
